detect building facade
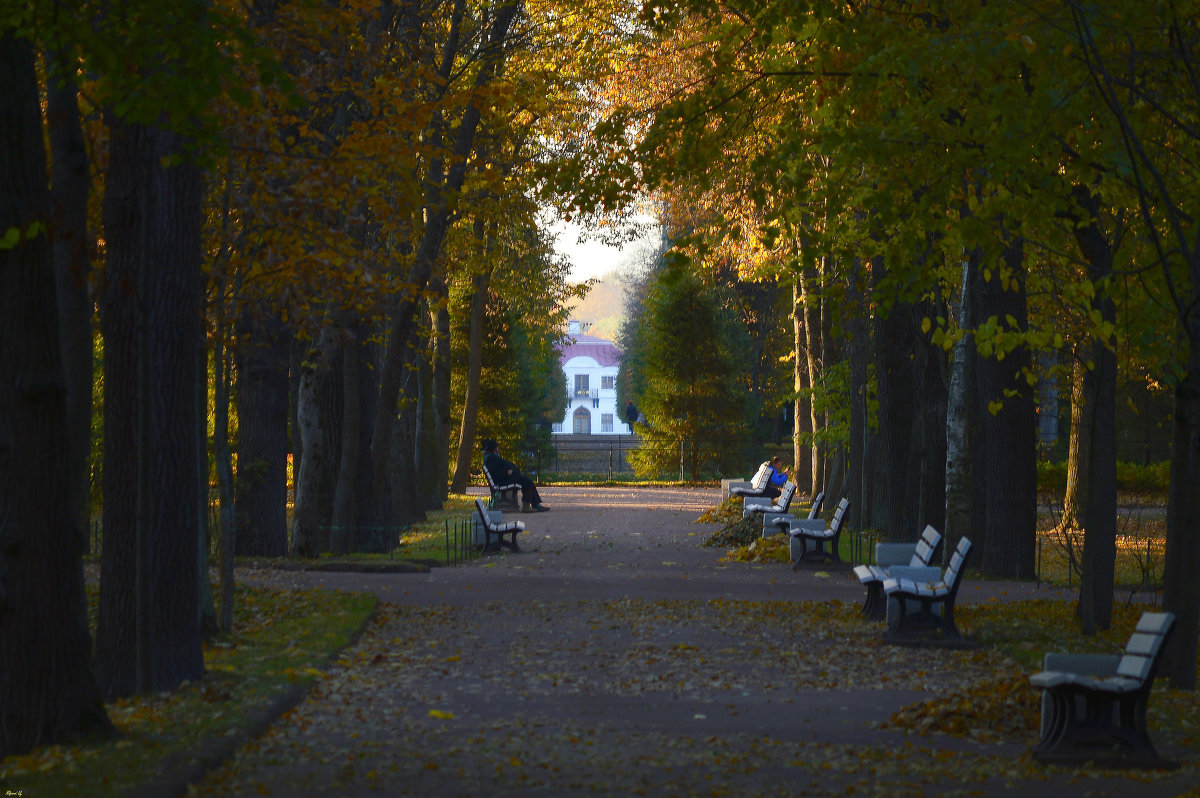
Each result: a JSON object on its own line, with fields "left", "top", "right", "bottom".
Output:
{"left": 553, "top": 321, "right": 623, "bottom": 435}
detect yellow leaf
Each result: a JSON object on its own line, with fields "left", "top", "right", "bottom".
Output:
{"left": 428, "top": 709, "right": 455, "bottom": 719}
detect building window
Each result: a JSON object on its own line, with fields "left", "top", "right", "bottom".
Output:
{"left": 572, "top": 406, "right": 591, "bottom": 434}
{"left": 592, "top": 398, "right": 599, "bottom": 408}
{"left": 574, "top": 374, "right": 590, "bottom": 397}
{"left": 552, "top": 423, "right": 562, "bottom": 433}
{"left": 602, "top": 375, "right": 615, "bottom": 390}
{"left": 601, "top": 414, "right": 613, "bottom": 432}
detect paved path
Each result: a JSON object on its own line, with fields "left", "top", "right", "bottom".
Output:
{"left": 189, "top": 487, "right": 1193, "bottom": 797}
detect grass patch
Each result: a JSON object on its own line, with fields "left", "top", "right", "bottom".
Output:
{"left": 1, "top": 585, "right": 377, "bottom": 798}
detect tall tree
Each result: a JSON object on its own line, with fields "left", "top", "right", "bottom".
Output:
{"left": 0, "top": 30, "right": 113, "bottom": 755}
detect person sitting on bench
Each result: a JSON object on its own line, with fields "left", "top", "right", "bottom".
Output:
{"left": 763, "top": 456, "right": 790, "bottom": 499}
{"left": 482, "top": 438, "right": 548, "bottom": 512}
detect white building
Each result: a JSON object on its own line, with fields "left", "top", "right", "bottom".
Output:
{"left": 553, "top": 321, "right": 623, "bottom": 435}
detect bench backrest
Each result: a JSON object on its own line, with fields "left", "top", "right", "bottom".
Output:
{"left": 829, "top": 497, "right": 851, "bottom": 532}
{"left": 1117, "top": 612, "right": 1176, "bottom": 684}
{"left": 911, "top": 525, "right": 942, "bottom": 567}
{"left": 776, "top": 480, "right": 797, "bottom": 511}
{"left": 807, "top": 491, "right": 825, "bottom": 520}
{"left": 482, "top": 463, "right": 500, "bottom": 489}
{"left": 944, "top": 537, "right": 972, "bottom": 590}
{"left": 749, "top": 462, "right": 771, "bottom": 490}
{"left": 474, "top": 497, "right": 495, "bottom": 529}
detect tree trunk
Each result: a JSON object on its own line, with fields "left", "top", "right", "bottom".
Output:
{"left": 799, "top": 268, "right": 823, "bottom": 495}
{"left": 371, "top": 1, "right": 519, "bottom": 518}
{"left": 846, "top": 258, "right": 868, "bottom": 534}
{"left": 0, "top": 33, "right": 113, "bottom": 756}
{"left": 95, "top": 113, "right": 205, "bottom": 696}
{"left": 431, "top": 280, "right": 453, "bottom": 502}
{"left": 1164, "top": 366, "right": 1200, "bottom": 688}
{"left": 330, "top": 334, "right": 361, "bottom": 553}
{"left": 1070, "top": 186, "right": 1118, "bottom": 633}
{"left": 47, "top": 48, "right": 94, "bottom": 540}
{"left": 1059, "top": 349, "right": 1094, "bottom": 532}
{"left": 791, "top": 279, "right": 812, "bottom": 488}
{"left": 235, "top": 313, "right": 290, "bottom": 556}
{"left": 197, "top": 338, "right": 216, "bottom": 636}
{"left": 213, "top": 340, "right": 235, "bottom": 634}
{"left": 944, "top": 252, "right": 977, "bottom": 557}
{"left": 974, "top": 239, "right": 1037, "bottom": 579}
{"left": 451, "top": 269, "right": 492, "bottom": 492}
{"left": 291, "top": 326, "right": 338, "bottom": 557}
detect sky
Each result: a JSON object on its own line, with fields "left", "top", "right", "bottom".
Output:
{"left": 545, "top": 211, "right": 662, "bottom": 284}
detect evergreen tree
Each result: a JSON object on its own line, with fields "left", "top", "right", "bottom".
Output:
{"left": 629, "top": 257, "right": 751, "bottom": 481}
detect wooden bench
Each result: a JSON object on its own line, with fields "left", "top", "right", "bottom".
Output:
{"left": 775, "top": 497, "right": 850, "bottom": 569}
{"left": 761, "top": 491, "right": 823, "bottom": 537}
{"left": 852, "top": 524, "right": 942, "bottom": 620}
{"left": 482, "top": 463, "right": 521, "bottom": 510}
{"left": 729, "top": 461, "right": 772, "bottom": 498}
{"left": 881, "top": 536, "right": 972, "bottom": 644}
{"left": 742, "top": 480, "right": 796, "bottom": 518}
{"left": 1029, "top": 611, "right": 1177, "bottom": 769}
{"left": 473, "top": 497, "right": 524, "bottom": 552}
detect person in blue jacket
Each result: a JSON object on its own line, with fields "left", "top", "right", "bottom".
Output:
{"left": 763, "top": 456, "right": 790, "bottom": 499}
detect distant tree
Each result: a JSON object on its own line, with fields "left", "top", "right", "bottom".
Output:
{"left": 629, "top": 257, "right": 751, "bottom": 480}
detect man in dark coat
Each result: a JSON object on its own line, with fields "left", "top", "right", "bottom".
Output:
{"left": 482, "top": 438, "right": 548, "bottom": 512}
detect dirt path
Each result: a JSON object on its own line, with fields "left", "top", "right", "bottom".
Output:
{"left": 187, "top": 487, "right": 1193, "bottom": 797}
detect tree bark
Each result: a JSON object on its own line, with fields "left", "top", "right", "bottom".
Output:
{"left": 0, "top": 33, "right": 113, "bottom": 756}
{"left": 95, "top": 113, "right": 205, "bottom": 696}
{"left": 1164, "top": 365, "right": 1200, "bottom": 688}
{"left": 370, "top": 1, "right": 519, "bottom": 518}
{"left": 973, "top": 239, "right": 1037, "bottom": 579}
{"left": 47, "top": 47, "right": 94, "bottom": 540}
{"left": 291, "top": 326, "right": 338, "bottom": 557}
{"left": 235, "top": 313, "right": 291, "bottom": 556}
{"left": 431, "top": 279, "right": 453, "bottom": 501}
{"left": 451, "top": 269, "right": 492, "bottom": 492}
{"left": 944, "top": 252, "right": 977, "bottom": 558}
{"left": 1059, "top": 349, "right": 1095, "bottom": 532}
{"left": 330, "top": 334, "right": 361, "bottom": 553}
{"left": 791, "top": 278, "right": 812, "bottom": 488}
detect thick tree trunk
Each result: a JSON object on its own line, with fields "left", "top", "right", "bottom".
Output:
{"left": 235, "top": 313, "right": 290, "bottom": 556}
{"left": 846, "top": 258, "right": 868, "bottom": 534}
{"left": 1164, "top": 366, "right": 1200, "bottom": 689}
{"left": 1071, "top": 187, "right": 1118, "bottom": 633}
{"left": 973, "top": 240, "right": 1037, "bottom": 579}
{"left": 291, "top": 326, "right": 338, "bottom": 557}
{"left": 95, "top": 114, "right": 205, "bottom": 696}
{"left": 0, "top": 34, "right": 113, "bottom": 755}
{"left": 331, "top": 334, "right": 361, "bottom": 553}
{"left": 875, "top": 297, "right": 922, "bottom": 542}
{"left": 451, "top": 269, "right": 492, "bottom": 492}
{"left": 47, "top": 50, "right": 94, "bottom": 540}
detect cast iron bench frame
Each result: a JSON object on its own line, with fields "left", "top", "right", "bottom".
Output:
{"left": 473, "top": 497, "right": 524, "bottom": 552}
{"left": 852, "top": 524, "right": 942, "bottom": 620}
{"left": 482, "top": 463, "right": 521, "bottom": 511}
{"left": 1029, "top": 611, "right": 1177, "bottom": 769}
{"left": 881, "top": 536, "right": 972, "bottom": 644}
{"left": 776, "top": 496, "right": 850, "bottom": 569}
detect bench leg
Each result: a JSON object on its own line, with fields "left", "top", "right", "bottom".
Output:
{"left": 1033, "top": 688, "right": 1176, "bottom": 769}
{"left": 861, "top": 582, "right": 885, "bottom": 621}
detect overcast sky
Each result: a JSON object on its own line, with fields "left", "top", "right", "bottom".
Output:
{"left": 546, "top": 211, "right": 662, "bottom": 284}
